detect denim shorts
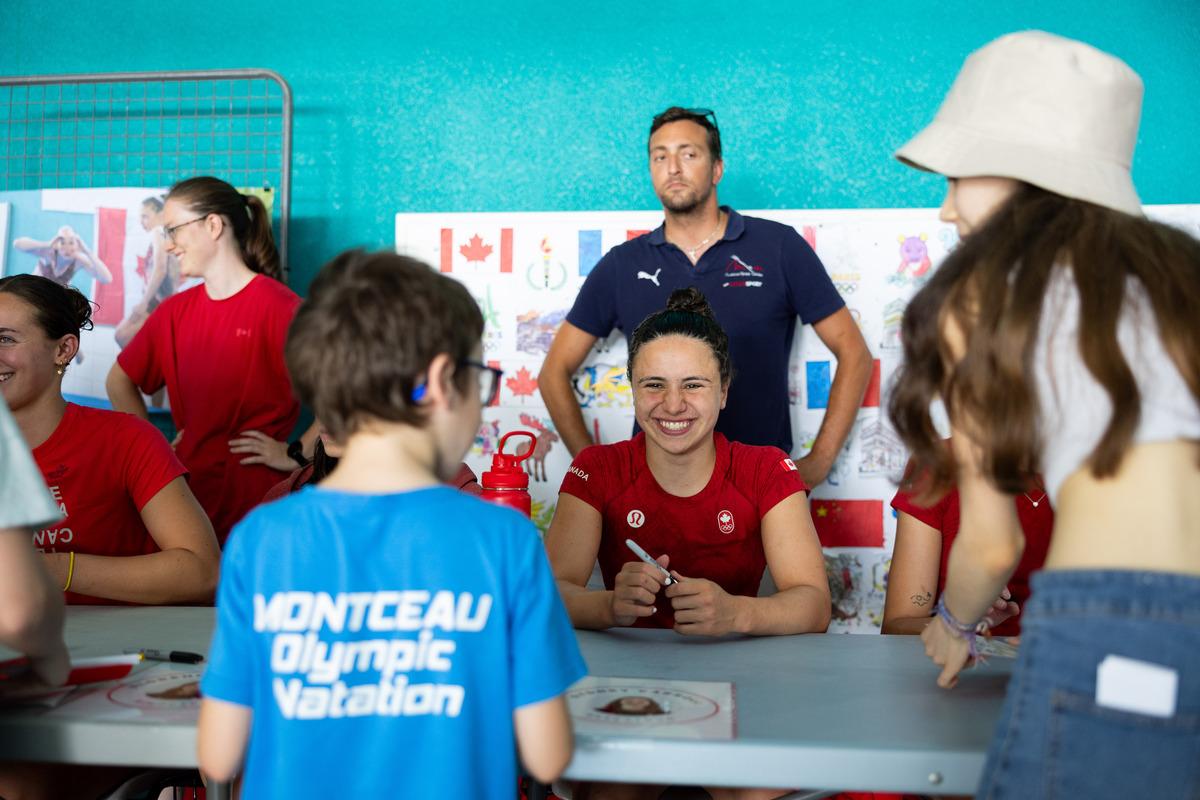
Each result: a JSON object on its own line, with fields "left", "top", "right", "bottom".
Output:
{"left": 976, "top": 570, "right": 1200, "bottom": 800}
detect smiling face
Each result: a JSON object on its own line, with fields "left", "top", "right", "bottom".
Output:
{"left": 632, "top": 334, "right": 727, "bottom": 459}
{"left": 161, "top": 198, "right": 215, "bottom": 278}
{"left": 939, "top": 176, "right": 1020, "bottom": 237}
{"left": 0, "top": 292, "right": 71, "bottom": 414}
{"left": 649, "top": 120, "right": 723, "bottom": 214}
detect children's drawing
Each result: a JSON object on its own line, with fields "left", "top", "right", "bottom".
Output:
{"left": 894, "top": 233, "right": 931, "bottom": 282}
{"left": 516, "top": 308, "right": 567, "bottom": 356}
{"left": 880, "top": 297, "right": 905, "bottom": 351}
{"left": 574, "top": 364, "right": 632, "bottom": 408}
{"left": 518, "top": 413, "right": 559, "bottom": 483}
{"left": 857, "top": 418, "right": 907, "bottom": 477}
{"left": 505, "top": 367, "right": 539, "bottom": 403}
{"left": 472, "top": 419, "right": 502, "bottom": 457}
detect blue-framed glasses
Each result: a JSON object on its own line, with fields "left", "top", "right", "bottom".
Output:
{"left": 411, "top": 360, "right": 504, "bottom": 405}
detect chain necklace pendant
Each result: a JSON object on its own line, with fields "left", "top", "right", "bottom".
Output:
{"left": 681, "top": 212, "right": 724, "bottom": 262}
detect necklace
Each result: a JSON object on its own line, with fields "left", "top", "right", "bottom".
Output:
{"left": 1023, "top": 490, "right": 1046, "bottom": 508}
{"left": 676, "top": 211, "right": 724, "bottom": 262}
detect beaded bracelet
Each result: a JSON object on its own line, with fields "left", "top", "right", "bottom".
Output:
{"left": 934, "top": 595, "right": 979, "bottom": 661}
{"left": 62, "top": 551, "right": 76, "bottom": 593}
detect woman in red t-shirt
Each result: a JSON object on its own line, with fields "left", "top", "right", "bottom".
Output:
{"left": 882, "top": 447, "right": 1054, "bottom": 638}
{"left": 0, "top": 274, "right": 219, "bottom": 604}
{"left": 545, "top": 287, "right": 831, "bottom": 638}
{"left": 106, "top": 177, "right": 314, "bottom": 544}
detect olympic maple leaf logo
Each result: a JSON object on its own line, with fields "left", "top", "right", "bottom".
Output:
{"left": 459, "top": 234, "right": 493, "bottom": 263}
{"left": 45, "top": 464, "right": 69, "bottom": 480}
{"left": 506, "top": 367, "right": 538, "bottom": 401}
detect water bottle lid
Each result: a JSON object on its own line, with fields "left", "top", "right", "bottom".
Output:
{"left": 483, "top": 431, "right": 536, "bottom": 489}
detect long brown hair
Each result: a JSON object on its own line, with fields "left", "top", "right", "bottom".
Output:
{"left": 167, "top": 177, "right": 281, "bottom": 280}
{"left": 888, "top": 183, "right": 1200, "bottom": 495}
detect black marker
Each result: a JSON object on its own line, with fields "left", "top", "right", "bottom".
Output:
{"left": 126, "top": 649, "right": 205, "bottom": 664}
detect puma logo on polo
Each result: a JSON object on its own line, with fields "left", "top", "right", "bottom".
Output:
{"left": 637, "top": 269, "right": 662, "bottom": 286}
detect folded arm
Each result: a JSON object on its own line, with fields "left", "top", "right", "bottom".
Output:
{"left": 40, "top": 477, "right": 221, "bottom": 604}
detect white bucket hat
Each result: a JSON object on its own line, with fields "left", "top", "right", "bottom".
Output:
{"left": 896, "top": 30, "right": 1144, "bottom": 216}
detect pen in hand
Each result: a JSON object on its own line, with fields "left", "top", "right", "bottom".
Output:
{"left": 625, "top": 539, "right": 674, "bottom": 585}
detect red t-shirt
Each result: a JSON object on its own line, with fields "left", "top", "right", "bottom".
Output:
{"left": 890, "top": 475, "right": 1053, "bottom": 637}
{"left": 31, "top": 403, "right": 188, "bottom": 605}
{"left": 560, "top": 432, "right": 806, "bottom": 629}
{"left": 118, "top": 275, "right": 300, "bottom": 543}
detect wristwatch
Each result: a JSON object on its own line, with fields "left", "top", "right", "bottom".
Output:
{"left": 287, "top": 440, "right": 308, "bottom": 467}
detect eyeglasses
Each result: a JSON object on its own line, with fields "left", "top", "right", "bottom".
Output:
{"left": 163, "top": 217, "right": 207, "bottom": 244}
{"left": 684, "top": 107, "right": 718, "bottom": 131}
{"left": 410, "top": 360, "right": 504, "bottom": 406}
{"left": 459, "top": 359, "right": 504, "bottom": 405}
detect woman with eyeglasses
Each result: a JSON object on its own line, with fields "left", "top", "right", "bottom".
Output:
{"left": 107, "top": 176, "right": 308, "bottom": 545}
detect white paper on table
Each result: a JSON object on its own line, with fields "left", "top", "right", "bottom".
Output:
{"left": 567, "top": 675, "right": 735, "bottom": 740}
{"left": 44, "top": 663, "right": 203, "bottom": 724}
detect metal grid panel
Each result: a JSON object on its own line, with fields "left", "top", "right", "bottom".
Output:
{"left": 0, "top": 69, "right": 292, "bottom": 273}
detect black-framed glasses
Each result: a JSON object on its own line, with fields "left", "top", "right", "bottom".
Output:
{"left": 458, "top": 359, "right": 504, "bottom": 405}
{"left": 163, "top": 217, "right": 207, "bottom": 244}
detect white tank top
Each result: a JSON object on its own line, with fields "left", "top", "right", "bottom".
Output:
{"left": 1033, "top": 266, "right": 1200, "bottom": 503}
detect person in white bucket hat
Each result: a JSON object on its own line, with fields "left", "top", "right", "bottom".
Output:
{"left": 887, "top": 30, "right": 1200, "bottom": 798}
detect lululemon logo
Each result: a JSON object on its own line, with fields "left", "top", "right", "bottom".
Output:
{"left": 626, "top": 510, "right": 645, "bottom": 529}
{"left": 717, "top": 510, "right": 735, "bottom": 534}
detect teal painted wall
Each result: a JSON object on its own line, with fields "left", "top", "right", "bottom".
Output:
{"left": 4, "top": 0, "right": 1198, "bottom": 293}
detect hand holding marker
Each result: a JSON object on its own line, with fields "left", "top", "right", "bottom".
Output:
{"left": 625, "top": 539, "right": 674, "bottom": 585}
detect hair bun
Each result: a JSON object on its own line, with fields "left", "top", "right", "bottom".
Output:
{"left": 664, "top": 286, "right": 716, "bottom": 319}
{"left": 70, "top": 288, "right": 95, "bottom": 332}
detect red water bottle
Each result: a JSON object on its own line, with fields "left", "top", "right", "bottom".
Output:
{"left": 480, "top": 431, "right": 536, "bottom": 518}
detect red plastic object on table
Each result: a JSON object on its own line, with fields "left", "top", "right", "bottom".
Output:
{"left": 480, "top": 431, "right": 536, "bottom": 518}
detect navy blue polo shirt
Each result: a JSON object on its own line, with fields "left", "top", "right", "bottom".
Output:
{"left": 567, "top": 207, "right": 844, "bottom": 454}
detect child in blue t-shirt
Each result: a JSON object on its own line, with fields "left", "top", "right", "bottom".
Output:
{"left": 198, "top": 250, "right": 586, "bottom": 798}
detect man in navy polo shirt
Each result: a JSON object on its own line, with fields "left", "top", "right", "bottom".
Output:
{"left": 539, "top": 107, "right": 872, "bottom": 489}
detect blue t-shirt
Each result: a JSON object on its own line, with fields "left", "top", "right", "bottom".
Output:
{"left": 201, "top": 485, "right": 586, "bottom": 799}
{"left": 567, "top": 207, "right": 844, "bottom": 454}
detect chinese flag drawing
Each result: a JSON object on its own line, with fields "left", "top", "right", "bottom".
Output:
{"left": 810, "top": 499, "right": 884, "bottom": 548}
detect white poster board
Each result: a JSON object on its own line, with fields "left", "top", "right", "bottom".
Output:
{"left": 397, "top": 204, "right": 1200, "bottom": 632}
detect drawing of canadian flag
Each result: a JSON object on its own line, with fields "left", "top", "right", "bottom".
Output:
{"left": 439, "top": 228, "right": 513, "bottom": 273}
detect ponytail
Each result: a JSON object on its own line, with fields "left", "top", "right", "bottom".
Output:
{"left": 242, "top": 194, "right": 281, "bottom": 280}
{"left": 167, "top": 177, "right": 282, "bottom": 281}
